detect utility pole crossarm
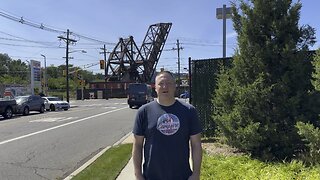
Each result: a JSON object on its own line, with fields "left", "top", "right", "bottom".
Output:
{"left": 171, "top": 39, "right": 183, "bottom": 87}
{"left": 57, "top": 29, "right": 77, "bottom": 103}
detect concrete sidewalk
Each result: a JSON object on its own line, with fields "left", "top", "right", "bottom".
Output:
{"left": 116, "top": 134, "right": 134, "bottom": 180}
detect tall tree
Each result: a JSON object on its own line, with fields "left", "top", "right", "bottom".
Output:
{"left": 311, "top": 49, "right": 320, "bottom": 91}
{"left": 0, "top": 54, "right": 29, "bottom": 84}
{"left": 213, "top": 0, "right": 317, "bottom": 160}
{"left": 0, "top": 53, "right": 12, "bottom": 77}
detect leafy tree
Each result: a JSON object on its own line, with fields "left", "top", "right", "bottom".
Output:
{"left": 296, "top": 121, "right": 320, "bottom": 165}
{"left": 0, "top": 52, "right": 106, "bottom": 97}
{"left": 0, "top": 54, "right": 29, "bottom": 85}
{"left": 294, "top": 49, "right": 320, "bottom": 165}
{"left": 0, "top": 74, "right": 25, "bottom": 85}
{"left": 311, "top": 49, "right": 320, "bottom": 91}
{"left": 213, "top": 0, "right": 317, "bottom": 160}
{"left": 94, "top": 73, "right": 105, "bottom": 81}
{"left": 7, "top": 59, "right": 29, "bottom": 84}
{"left": 47, "top": 65, "right": 62, "bottom": 79}
{"left": 0, "top": 53, "right": 11, "bottom": 76}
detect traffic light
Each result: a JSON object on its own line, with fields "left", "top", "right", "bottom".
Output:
{"left": 100, "top": 60, "right": 105, "bottom": 69}
{"left": 79, "top": 80, "right": 85, "bottom": 86}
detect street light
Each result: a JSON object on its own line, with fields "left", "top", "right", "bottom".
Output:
{"left": 65, "top": 49, "right": 87, "bottom": 102}
{"left": 216, "top": 4, "right": 232, "bottom": 58}
{"left": 40, "top": 54, "right": 47, "bottom": 96}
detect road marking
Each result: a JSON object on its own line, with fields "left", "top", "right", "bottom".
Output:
{"left": 30, "top": 117, "right": 76, "bottom": 122}
{"left": 104, "top": 107, "right": 117, "bottom": 109}
{"left": 0, "top": 107, "right": 128, "bottom": 145}
{"left": 77, "top": 103, "right": 127, "bottom": 107}
{"left": 30, "top": 117, "right": 64, "bottom": 122}
{"left": 58, "top": 117, "right": 74, "bottom": 122}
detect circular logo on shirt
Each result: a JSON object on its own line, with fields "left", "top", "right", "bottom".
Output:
{"left": 157, "top": 113, "right": 180, "bottom": 135}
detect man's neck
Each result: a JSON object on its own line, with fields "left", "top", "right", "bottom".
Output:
{"left": 157, "top": 98, "right": 176, "bottom": 106}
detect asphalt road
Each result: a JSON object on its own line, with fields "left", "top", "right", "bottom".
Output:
{"left": 0, "top": 98, "right": 136, "bottom": 180}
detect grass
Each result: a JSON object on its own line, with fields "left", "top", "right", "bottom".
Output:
{"left": 201, "top": 152, "right": 320, "bottom": 180}
{"left": 71, "top": 142, "right": 320, "bottom": 180}
{"left": 72, "top": 143, "right": 132, "bottom": 180}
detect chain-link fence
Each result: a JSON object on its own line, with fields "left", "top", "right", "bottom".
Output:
{"left": 189, "top": 51, "right": 316, "bottom": 137}
{"left": 189, "top": 57, "right": 232, "bottom": 137}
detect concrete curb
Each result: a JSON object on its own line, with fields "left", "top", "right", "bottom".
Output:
{"left": 116, "top": 157, "right": 134, "bottom": 180}
{"left": 63, "top": 132, "right": 132, "bottom": 180}
{"left": 115, "top": 134, "right": 134, "bottom": 180}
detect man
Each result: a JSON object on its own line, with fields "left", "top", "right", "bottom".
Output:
{"left": 132, "top": 71, "right": 202, "bottom": 180}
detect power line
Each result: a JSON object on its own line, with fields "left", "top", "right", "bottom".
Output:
{"left": 71, "top": 32, "right": 116, "bottom": 45}
{"left": 0, "top": 10, "right": 65, "bottom": 34}
{"left": 0, "top": 39, "right": 116, "bottom": 50}
{"left": 0, "top": 9, "right": 116, "bottom": 45}
{"left": 0, "top": 36, "right": 58, "bottom": 44}
{"left": 0, "top": 42, "right": 64, "bottom": 49}
{"left": 0, "top": 30, "right": 61, "bottom": 48}
{"left": 0, "top": 30, "right": 29, "bottom": 40}
{"left": 183, "top": 42, "right": 236, "bottom": 47}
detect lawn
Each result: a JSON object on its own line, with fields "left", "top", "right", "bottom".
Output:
{"left": 72, "top": 143, "right": 132, "bottom": 180}
{"left": 71, "top": 142, "right": 320, "bottom": 179}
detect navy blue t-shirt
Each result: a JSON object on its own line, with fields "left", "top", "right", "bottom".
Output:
{"left": 133, "top": 100, "right": 202, "bottom": 180}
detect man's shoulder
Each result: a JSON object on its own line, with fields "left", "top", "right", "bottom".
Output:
{"left": 138, "top": 101, "right": 158, "bottom": 111}
{"left": 176, "top": 99, "right": 195, "bottom": 110}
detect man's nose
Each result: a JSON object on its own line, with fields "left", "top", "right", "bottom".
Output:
{"left": 162, "top": 84, "right": 168, "bottom": 88}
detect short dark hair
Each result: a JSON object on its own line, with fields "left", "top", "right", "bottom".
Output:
{"left": 156, "top": 70, "right": 174, "bottom": 79}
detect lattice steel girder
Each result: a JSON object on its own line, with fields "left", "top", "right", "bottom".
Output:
{"left": 138, "top": 23, "right": 172, "bottom": 82}
{"left": 106, "top": 23, "right": 172, "bottom": 83}
{"left": 107, "top": 36, "right": 144, "bottom": 82}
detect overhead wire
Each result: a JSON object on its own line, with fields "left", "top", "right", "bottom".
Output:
{"left": 0, "top": 8, "right": 235, "bottom": 74}
{"left": 0, "top": 10, "right": 65, "bottom": 34}
{"left": 0, "top": 9, "right": 116, "bottom": 45}
{"left": 0, "top": 42, "right": 65, "bottom": 49}
{"left": 0, "top": 30, "right": 61, "bottom": 48}
{"left": 0, "top": 36, "right": 57, "bottom": 44}
{"left": 71, "top": 32, "right": 116, "bottom": 45}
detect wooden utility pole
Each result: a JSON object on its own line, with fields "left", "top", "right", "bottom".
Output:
{"left": 172, "top": 39, "right": 183, "bottom": 88}
{"left": 58, "top": 29, "right": 77, "bottom": 102}
{"left": 100, "top": 44, "right": 108, "bottom": 99}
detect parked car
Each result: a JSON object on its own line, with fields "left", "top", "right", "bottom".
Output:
{"left": 0, "top": 97, "right": 17, "bottom": 119}
{"left": 42, "top": 96, "right": 70, "bottom": 111}
{"left": 127, "top": 83, "right": 154, "bottom": 108}
{"left": 15, "top": 95, "right": 45, "bottom": 115}
{"left": 179, "top": 91, "right": 189, "bottom": 98}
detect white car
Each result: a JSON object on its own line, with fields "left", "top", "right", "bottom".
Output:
{"left": 42, "top": 97, "right": 70, "bottom": 111}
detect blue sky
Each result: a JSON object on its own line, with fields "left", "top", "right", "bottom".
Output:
{"left": 0, "top": 0, "right": 319, "bottom": 74}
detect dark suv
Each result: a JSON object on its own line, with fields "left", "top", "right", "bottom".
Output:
{"left": 15, "top": 95, "right": 45, "bottom": 115}
{"left": 127, "top": 83, "right": 154, "bottom": 108}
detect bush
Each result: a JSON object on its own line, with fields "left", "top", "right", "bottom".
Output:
{"left": 296, "top": 122, "right": 320, "bottom": 165}
{"left": 213, "top": 0, "right": 318, "bottom": 161}
{"left": 201, "top": 152, "right": 320, "bottom": 179}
